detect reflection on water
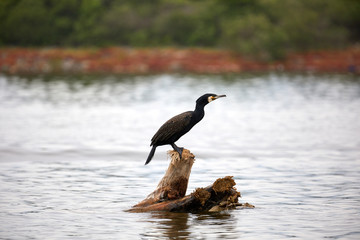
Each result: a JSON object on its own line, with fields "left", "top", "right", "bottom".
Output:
{"left": 0, "top": 73, "right": 360, "bottom": 239}
{"left": 142, "top": 212, "right": 192, "bottom": 239}
{"left": 141, "top": 211, "right": 237, "bottom": 239}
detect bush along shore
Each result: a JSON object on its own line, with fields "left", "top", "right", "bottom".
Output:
{"left": 0, "top": 47, "right": 359, "bottom": 75}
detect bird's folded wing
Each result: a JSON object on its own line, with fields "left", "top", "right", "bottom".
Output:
{"left": 151, "top": 111, "right": 192, "bottom": 145}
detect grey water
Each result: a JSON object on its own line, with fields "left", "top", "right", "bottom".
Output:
{"left": 0, "top": 73, "right": 359, "bottom": 239}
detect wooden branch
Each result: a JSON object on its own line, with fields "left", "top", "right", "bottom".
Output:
{"left": 134, "top": 149, "right": 195, "bottom": 208}
{"left": 130, "top": 149, "right": 254, "bottom": 213}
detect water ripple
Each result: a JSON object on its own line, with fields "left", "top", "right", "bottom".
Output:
{"left": 0, "top": 73, "right": 360, "bottom": 239}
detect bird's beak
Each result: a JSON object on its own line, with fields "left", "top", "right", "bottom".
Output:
{"left": 213, "top": 94, "right": 226, "bottom": 100}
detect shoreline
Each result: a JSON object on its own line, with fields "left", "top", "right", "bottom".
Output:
{"left": 1, "top": 47, "right": 359, "bottom": 75}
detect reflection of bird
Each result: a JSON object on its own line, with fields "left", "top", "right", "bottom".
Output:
{"left": 145, "top": 93, "right": 226, "bottom": 165}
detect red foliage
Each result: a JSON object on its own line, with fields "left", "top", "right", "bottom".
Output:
{"left": 0, "top": 47, "right": 359, "bottom": 74}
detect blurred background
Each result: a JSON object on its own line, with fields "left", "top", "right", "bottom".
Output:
{"left": 0, "top": 0, "right": 360, "bottom": 59}
{"left": 0, "top": 1, "right": 360, "bottom": 239}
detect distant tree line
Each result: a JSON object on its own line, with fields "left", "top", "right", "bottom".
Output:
{"left": 0, "top": 0, "right": 359, "bottom": 59}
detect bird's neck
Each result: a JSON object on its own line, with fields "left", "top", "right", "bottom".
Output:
{"left": 193, "top": 103, "right": 206, "bottom": 122}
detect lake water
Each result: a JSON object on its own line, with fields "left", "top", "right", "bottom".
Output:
{"left": 0, "top": 73, "right": 359, "bottom": 239}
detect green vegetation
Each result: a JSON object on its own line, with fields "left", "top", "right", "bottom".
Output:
{"left": 0, "top": 0, "right": 359, "bottom": 60}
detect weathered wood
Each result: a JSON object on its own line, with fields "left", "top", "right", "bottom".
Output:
{"left": 130, "top": 149, "right": 254, "bottom": 213}
{"left": 134, "top": 149, "right": 195, "bottom": 208}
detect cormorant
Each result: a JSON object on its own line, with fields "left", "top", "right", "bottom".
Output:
{"left": 145, "top": 93, "right": 226, "bottom": 165}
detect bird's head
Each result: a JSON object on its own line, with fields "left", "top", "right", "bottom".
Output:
{"left": 196, "top": 93, "right": 226, "bottom": 106}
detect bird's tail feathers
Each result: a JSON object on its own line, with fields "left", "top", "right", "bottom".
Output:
{"left": 145, "top": 145, "right": 157, "bottom": 165}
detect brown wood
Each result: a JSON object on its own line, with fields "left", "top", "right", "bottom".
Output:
{"left": 130, "top": 149, "right": 254, "bottom": 213}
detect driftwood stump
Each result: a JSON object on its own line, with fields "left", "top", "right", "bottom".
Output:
{"left": 130, "top": 149, "right": 254, "bottom": 213}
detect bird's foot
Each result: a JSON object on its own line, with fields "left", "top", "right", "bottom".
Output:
{"left": 176, "top": 147, "right": 184, "bottom": 159}
{"left": 171, "top": 143, "right": 184, "bottom": 159}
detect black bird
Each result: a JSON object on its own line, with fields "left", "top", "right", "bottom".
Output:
{"left": 145, "top": 93, "right": 226, "bottom": 165}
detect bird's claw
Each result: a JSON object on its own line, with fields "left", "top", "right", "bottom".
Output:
{"left": 177, "top": 147, "right": 184, "bottom": 159}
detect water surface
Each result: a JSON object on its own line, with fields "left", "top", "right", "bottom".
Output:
{"left": 0, "top": 73, "right": 359, "bottom": 239}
